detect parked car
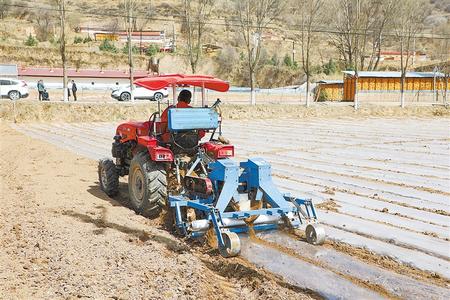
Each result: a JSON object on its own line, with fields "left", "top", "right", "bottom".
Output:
{"left": 111, "top": 85, "right": 168, "bottom": 101}
{"left": 0, "top": 78, "right": 29, "bottom": 100}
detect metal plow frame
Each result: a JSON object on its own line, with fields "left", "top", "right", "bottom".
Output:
{"left": 169, "top": 157, "right": 325, "bottom": 257}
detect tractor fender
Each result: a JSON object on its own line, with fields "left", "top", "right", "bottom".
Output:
{"left": 116, "top": 121, "right": 150, "bottom": 143}
{"left": 137, "top": 136, "right": 174, "bottom": 162}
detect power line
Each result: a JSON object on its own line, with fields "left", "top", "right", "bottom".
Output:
{"left": 3, "top": 2, "right": 450, "bottom": 41}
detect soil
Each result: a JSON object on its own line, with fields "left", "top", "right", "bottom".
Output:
{"left": 0, "top": 123, "right": 317, "bottom": 299}
{"left": 316, "top": 199, "right": 341, "bottom": 212}
{"left": 325, "top": 240, "right": 450, "bottom": 288}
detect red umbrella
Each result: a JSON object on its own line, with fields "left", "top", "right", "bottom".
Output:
{"left": 134, "top": 74, "right": 230, "bottom": 92}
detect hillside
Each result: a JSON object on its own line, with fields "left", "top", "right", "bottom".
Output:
{"left": 0, "top": 0, "right": 449, "bottom": 87}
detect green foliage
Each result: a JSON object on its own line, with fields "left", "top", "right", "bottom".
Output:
{"left": 24, "top": 34, "right": 38, "bottom": 47}
{"left": 283, "top": 54, "right": 297, "bottom": 69}
{"left": 83, "top": 36, "right": 93, "bottom": 43}
{"left": 145, "top": 44, "right": 159, "bottom": 57}
{"left": 49, "top": 36, "right": 60, "bottom": 46}
{"left": 73, "top": 36, "right": 83, "bottom": 44}
{"left": 318, "top": 89, "right": 331, "bottom": 101}
{"left": 122, "top": 41, "right": 139, "bottom": 54}
{"left": 99, "top": 39, "right": 118, "bottom": 53}
{"left": 323, "top": 58, "right": 338, "bottom": 75}
{"left": 345, "top": 64, "right": 355, "bottom": 71}
{"left": 283, "top": 54, "right": 292, "bottom": 67}
{"left": 269, "top": 54, "right": 279, "bottom": 66}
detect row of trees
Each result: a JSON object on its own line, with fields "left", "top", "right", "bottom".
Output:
{"left": 5, "top": 0, "right": 444, "bottom": 105}
{"left": 182, "top": 0, "right": 437, "bottom": 106}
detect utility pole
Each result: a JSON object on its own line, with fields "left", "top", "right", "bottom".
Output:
{"left": 292, "top": 40, "right": 295, "bottom": 63}
{"left": 354, "top": 0, "right": 361, "bottom": 111}
{"left": 59, "top": 0, "right": 68, "bottom": 102}
{"left": 127, "top": 0, "right": 135, "bottom": 102}
{"left": 172, "top": 21, "right": 176, "bottom": 52}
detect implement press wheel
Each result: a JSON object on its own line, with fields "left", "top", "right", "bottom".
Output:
{"left": 218, "top": 231, "right": 241, "bottom": 258}
{"left": 305, "top": 224, "right": 326, "bottom": 245}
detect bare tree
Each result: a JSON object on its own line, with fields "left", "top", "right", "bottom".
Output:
{"left": 234, "top": 0, "right": 283, "bottom": 105}
{"left": 119, "top": 0, "right": 154, "bottom": 53}
{"left": 105, "top": 18, "right": 120, "bottom": 37}
{"left": 329, "top": 0, "right": 397, "bottom": 109}
{"left": 121, "top": 0, "right": 137, "bottom": 101}
{"left": 35, "top": 10, "right": 55, "bottom": 41}
{"left": 366, "top": 0, "right": 396, "bottom": 71}
{"left": 181, "top": 0, "right": 215, "bottom": 74}
{"left": 329, "top": 0, "right": 359, "bottom": 70}
{"left": 136, "top": 2, "right": 155, "bottom": 55}
{"left": 393, "top": 0, "right": 428, "bottom": 108}
{"left": 296, "top": 0, "right": 324, "bottom": 107}
{"left": 434, "top": 25, "right": 449, "bottom": 106}
{"left": 329, "top": 0, "right": 396, "bottom": 71}
{"left": 53, "top": 0, "right": 68, "bottom": 102}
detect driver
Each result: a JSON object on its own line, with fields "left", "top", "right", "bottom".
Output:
{"left": 160, "top": 89, "right": 205, "bottom": 142}
{"left": 160, "top": 89, "right": 192, "bottom": 125}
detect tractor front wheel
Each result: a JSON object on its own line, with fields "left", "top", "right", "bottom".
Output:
{"left": 128, "top": 152, "right": 167, "bottom": 218}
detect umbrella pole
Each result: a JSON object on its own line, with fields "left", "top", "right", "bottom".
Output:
{"left": 172, "top": 85, "right": 177, "bottom": 105}
{"left": 201, "top": 82, "right": 206, "bottom": 107}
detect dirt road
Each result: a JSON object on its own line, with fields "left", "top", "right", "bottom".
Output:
{"left": 0, "top": 124, "right": 316, "bottom": 299}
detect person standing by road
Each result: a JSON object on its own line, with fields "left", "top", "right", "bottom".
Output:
{"left": 71, "top": 80, "right": 78, "bottom": 101}
{"left": 67, "top": 79, "right": 72, "bottom": 100}
{"left": 37, "top": 80, "right": 45, "bottom": 101}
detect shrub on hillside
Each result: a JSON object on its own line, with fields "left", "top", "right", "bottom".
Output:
{"left": 74, "top": 36, "right": 83, "bottom": 44}
{"left": 269, "top": 54, "right": 280, "bottom": 66}
{"left": 122, "top": 41, "right": 138, "bottom": 54}
{"left": 83, "top": 36, "right": 92, "bottom": 43}
{"left": 145, "top": 44, "right": 159, "bottom": 57}
{"left": 283, "top": 54, "right": 298, "bottom": 69}
{"left": 323, "top": 58, "right": 338, "bottom": 75}
{"left": 49, "top": 36, "right": 60, "bottom": 45}
{"left": 24, "top": 34, "right": 38, "bottom": 47}
{"left": 99, "top": 39, "right": 118, "bottom": 53}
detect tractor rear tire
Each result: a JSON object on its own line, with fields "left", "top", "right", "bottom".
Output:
{"left": 128, "top": 151, "right": 167, "bottom": 218}
{"left": 98, "top": 158, "right": 119, "bottom": 197}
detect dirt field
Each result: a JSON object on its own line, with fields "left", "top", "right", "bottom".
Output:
{"left": 1, "top": 104, "right": 450, "bottom": 299}
{"left": 0, "top": 123, "right": 318, "bottom": 299}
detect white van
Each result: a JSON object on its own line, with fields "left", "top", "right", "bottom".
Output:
{"left": 0, "top": 78, "right": 29, "bottom": 100}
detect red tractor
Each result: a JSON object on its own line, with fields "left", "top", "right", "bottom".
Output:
{"left": 99, "top": 74, "right": 325, "bottom": 257}
{"left": 98, "top": 74, "right": 233, "bottom": 217}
